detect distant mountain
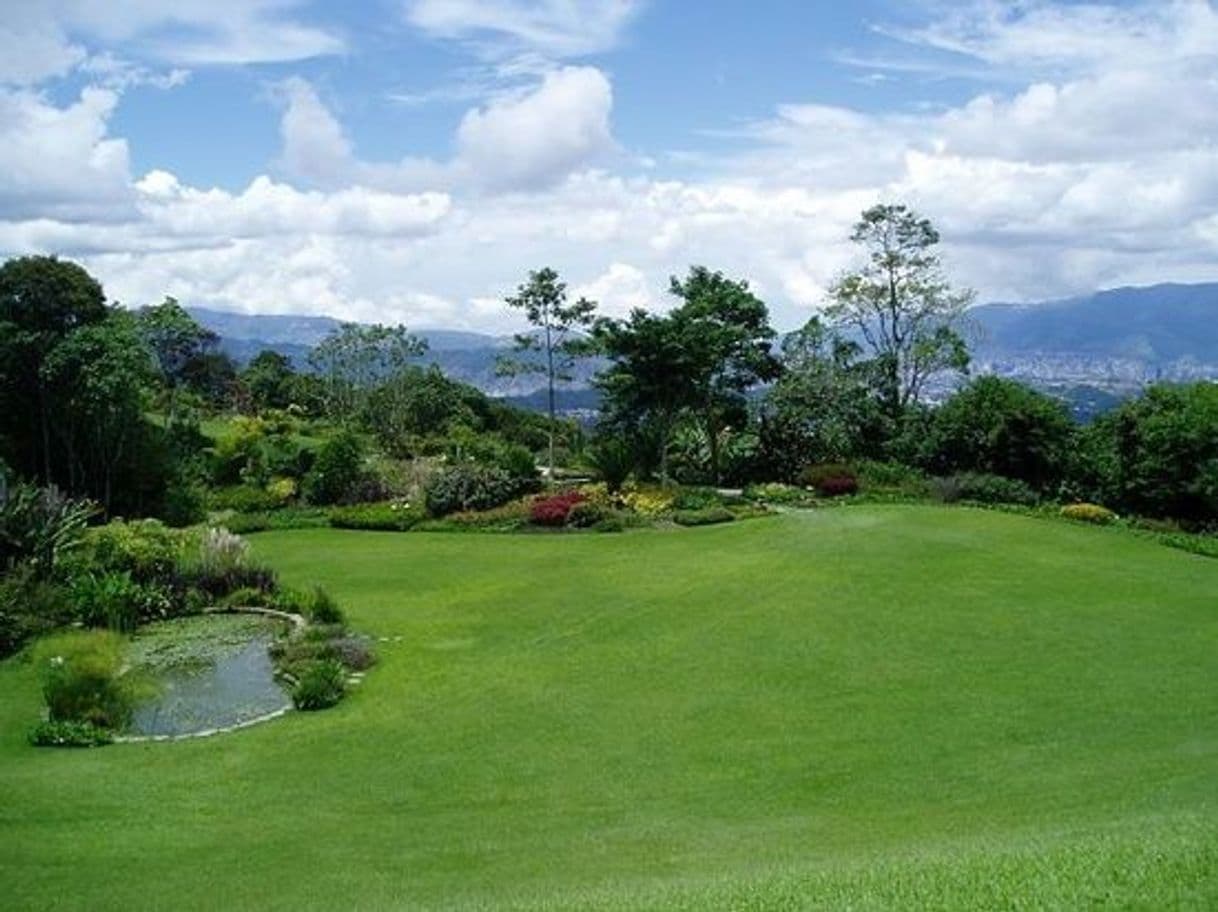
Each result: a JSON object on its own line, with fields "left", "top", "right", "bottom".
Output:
{"left": 190, "top": 281, "right": 1218, "bottom": 413}
{"left": 969, "top": 282, "right": 1218, "bottom": 388}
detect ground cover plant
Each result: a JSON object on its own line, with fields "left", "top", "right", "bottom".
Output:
{"left": 0, "top": 506, "right": 1214, "bottom": 909}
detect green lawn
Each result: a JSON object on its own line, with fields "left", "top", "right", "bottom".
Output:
{"left": 2, "top": 506, "right": 1216, "bottom": 909}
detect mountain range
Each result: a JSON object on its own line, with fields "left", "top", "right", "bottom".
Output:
{"left": 189, "top": 281, "right": 1218, "bottom": 410}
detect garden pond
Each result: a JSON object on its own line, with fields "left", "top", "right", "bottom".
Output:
{"left": 126, "top": 613, "right": 290, "bottom": 737}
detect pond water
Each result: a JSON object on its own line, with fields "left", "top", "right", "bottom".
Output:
{"left": 127, "top": 614, "right": 290, "bottom": 737}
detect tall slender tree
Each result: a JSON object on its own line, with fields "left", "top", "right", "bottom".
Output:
{"left": 497, "top": 268, "right": 597, "bottom": 483}
{"left": 825, "top": 204, "right": 973, "bottom": 423}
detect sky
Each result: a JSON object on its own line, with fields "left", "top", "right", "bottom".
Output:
{"left": 1, "top": 0, "right": 1217, "bottom": 333}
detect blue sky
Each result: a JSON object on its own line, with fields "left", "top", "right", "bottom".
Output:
{"left": 2, "top": 1, "right": 1216, "bottom": 331}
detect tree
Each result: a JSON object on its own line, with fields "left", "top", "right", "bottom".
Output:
{"left": 136, "top": 297, "right": 221, "bottom": 413}
{"left": 667, "top": 266, "right": 780, "bottom": 483}
{"left": 920, "top": 376, "right": 1076, "bottom": 491}
{"left": 42, "top": 310, "right": 158, "bottom": 511}
{"left": 0, "top": 256, "right": 107, "bottom": 485}
{"left": 307, "top": 323, "right": 426, "bottom": 421}
{"left": 761, "top": 316, "right": 886, "bottom": 479}
{"left": 825, "top": 204, "right": 974, "bottom": 422}
{"left": 241, "top": 349, "right": 296, "bottom": 411}
{"left": 594, "top": 310, "right": 693, "bottom": 484}
{"left": 497, "top": 268, "right": 597, "bottom": 483}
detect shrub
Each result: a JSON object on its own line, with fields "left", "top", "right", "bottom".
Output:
{"left": 0, "top": 564, "right": 71, "bottom": 658}
{"left": 621, "top": 484, "right": 676, "bottom": 517}
{"left": 221, "top": 507, "right": 330, "bottom": 534}
{"left": 306, "top": 586, "right": 345, "bottom": 626}
{"left": 673, "top": 487, "right": 726, "bottom": 511}
{"left": 303, "top": 430, "right": 367, "bottom": 505}
{"left": 587, "top": 436, "right": 635, "bottom": 493}
{"left": 857, "top": 461, "right": 930, "bottom": 496}
{"left": 80, "top": 519, "right": 183, "bottom": 583}
{"left": 800, "top": 463, "right": 859, "bottom": 497}
{"left": 1061, "top": 503, "right": 1118, "bottom": 525}
{"left": 744, "top": 482, "right": 814, "bottom": 505}
{"left": 443, "top": 500, "right": 531, "bottom": 531}
{"left": 33, "top": 630, "right": 144, "bottom": 729}
{"left": 0, "top": 483, "right": 95, "bottom": 576}
{"left": 208, "top": 484, "right": 282, "bottom": 514}
{"left": 530, "top": 491, "right": 587, "bottom": 527}
{"left": 933, "top": 473, "right": 1038, "bottom": 506}
{"left": 565, "top": 501, "right": 607, "bottom": 529}
{"left": 160, "top": 478, "right": 207, "bottom": 528}
{"left": 71, "top": 571, "right": 163, "bottom": 632}
{"left": 28, "top": 719, "right": 114, "bottom": 748}
{"left": 218, "top": 586, "right": 275, "bottom": 608}
{"left": 329, "top": 501, "right": 423, "bottom": 532}
{"left": 328, "top": 635, "right": 376, "bottom": 672}
{"left": 291, "top": 659, "right": 346, "bottom": 710}
{"left": 424, "top": 464, "right": 521, "bottom": 516}
{"left": 594, "top": 513, "right": 628, "bottom": 533}
{"left": 673, "top": 507, "right": 736, "bottom": 527}
{"left": 179, "top": 527, "right": 276, "bottom": 600}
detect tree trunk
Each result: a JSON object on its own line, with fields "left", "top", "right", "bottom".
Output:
{"left": 545, "top": 321, "right": 556, "bottom": 487}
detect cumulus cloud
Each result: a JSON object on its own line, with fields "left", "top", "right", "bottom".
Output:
{"left": 277, "top": 67, "right": 616, "bottom": 193}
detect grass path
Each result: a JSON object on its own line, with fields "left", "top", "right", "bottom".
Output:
{"left": 1, "top": 506, "right": 1215, "bottom": 909}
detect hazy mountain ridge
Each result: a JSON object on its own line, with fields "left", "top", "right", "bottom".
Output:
{"left": 190, "top": 282, "right": 1218, "bottom": 404}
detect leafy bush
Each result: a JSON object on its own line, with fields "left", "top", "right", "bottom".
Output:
{"left": 673, "top": 507, "right": 736, "bottom": 527}
{"left": 221, "top": 507, "right": 331, "bottom": 534}
{"left": 0, "top": 483, "right": 95, "bottom": 576}
{"left": 586, "top": 436, "right": 635, "bottom": 493}
{"left": 28, "top": 719, "right": 114, "bottom": 748}
{"left": 672, "top": 487, "right": 726, "bottom": 511}
{"left": 329, "top": 501, "right": 423, "bottom": 532}
{"left": 218, "top": 586, "right": 275, "bottom": 608}
{"left": 799, "top": 463, "right": 859, "bottom": 497}
{"left": 857, "top": 461, "right": 930, "bottom": 496}
{"left": 594, "top": 513, "right": 628, "bottom": 533}
{"left": 33, "top": 630, "right": 145, "bottom": 729}
{"left": 1060, "top": 503, "right": 1118, "bottom": 525}
{"left": 209, "top": 484, "right": 281, "bottom": 514}
{"left": 442, "top": 500, "right": 531, "bottom": 531}
{"left": 307, "top": 586, "right": 345, "bottom": 626}
{"left": 424, "top": 464, "right": 521, "bottom": 516}
{"left": 933, "top": 473, "right": 1038, "bottom": 506}
{"left": 0, "top": 564, "right": 71, "bottom": 658}
{"left": 621, "top": 483, "right": 676, "bottom": 517}
{"left": 565, "top": 501, "right": 607, "bottom": 529}
{"left": 744, "top": 482, "right": 814, "bottom": 505}
{"left": 79, "top": 519, "right": 183, "bottom": 583}
{"left": 71, "top": 571, "right": 166, "bottom": 632}
{"left": 291, "top": 659, "right": 346, "bottom": 711}
{"left": 328, "top": 636, "right": 376, "bottom": 672}
{"left": 530, "top": 491, "right": 588, "bottom": 527}
{"left": 303, "top": 430, "right": 367, "bottom": 505}
{"left": 160, "top": 478, "right": 207, "bottom": 528}
{"left": 179, "top": 527, "right": 276, "bottom": 600}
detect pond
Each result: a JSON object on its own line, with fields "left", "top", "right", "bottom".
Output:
{"left": 127, "top": 613, "right": 290, "bottom": 738}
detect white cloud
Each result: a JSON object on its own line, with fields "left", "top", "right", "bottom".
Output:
{"left": 404, "top": 0, "right": 644, "bottom": 57}
{"left": 277, "top": 67, "right": 616, "bottom": 193}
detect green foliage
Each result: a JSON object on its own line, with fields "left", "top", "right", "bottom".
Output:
{"left": 920, "top": 377, "right": 1075, "bottom": 491}
{"left": 424, "top": 463, "right": 522, "bottom": 516}
{"left": 672, "top": 486, "right": 727, "bottom": 511}
{"left": 673, "top": 507, "right": 736, "bottom": 526}
{"left": 241, "top": 349, "right": 296, "bottom": 411}
{"left": 1084, "top": 382, "right": 1218, "bottom": 524}
{"left": 798, "top": 463, "right": 860, "bottom": 497}
{"left": 160, "top": 477, "right": 208, "bottom": 527}
{"left": 28, "top": 719, "right": 114, "bottom": 747}
{"left": 1061, "top": 503, "right": 1118, "bottom": 525}
{"left": 825, "top": 204, "right": 973, "bottom": 420}
{"left": 303, "top": 430, "right": 367, "bottom": 505}
{"left": 70, "top": 571, "right": 163, "bottom": 632}
{"left": 306, "top": 586, "right": 345, "bottom": 626}
{"left": 290, "top": 659, "right": 347, "bottom": 711}
{"left": 0, "top": 482, "right": 95, "bottom": 576}
{"left": 586, "top": 434, "right": 635, "bottom": 492}
{"left": 329, "top": 501, "right": 423, "bottom": 532}
{"left": 209, "top": 484, "right": 282, "bottom": 513}
{"left": 307, "top": 322, "right": 426, "bottom": 421}
{"left": 220, "top": 508, "right": 330, "bottom": 535}
{"left": 857, "top": 460, "right": 931, "bottom": 496}
{"left": 136, "top": 297, "right": 224, "bottom": 405}
{"left": 0, "top": 563, "right": 70, "bottom": 658}
{"left": 933, "top": 472, "right": 1038, "bottom": 506}
{"left": 78, "top": 518, "right": 184, "bottom": 583}
{"left": 33, "top": 630, "right": 144, "bottom": 728}
{"left": 744, "top": 482, "right": 815, "bottom": 506}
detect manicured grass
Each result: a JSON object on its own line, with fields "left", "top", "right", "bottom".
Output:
{"left": 1, "top": 506, "right": 1215, "bottom": 909}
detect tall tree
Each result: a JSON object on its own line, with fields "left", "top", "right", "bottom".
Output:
{"left": 242, "top": 349, "right": 296, "bottom": 411}
{"left": 136, "top": 297, "right": 221, "bottom": 413}
{"left": 0, "top": 256, "right": 107, "bottom": 484}
{"left": 498, "top": 268, "right": 597, "bottom": 483}
{"left": 594, "top": 310, "right": 694, "bottom": 485}
{"left": 307, "top": 323, "right": 426, "bottom": 421}
{"left": 667, "top": 266, "right": 780, "bottom": 483}
{"left": 825, "top": 204, "right": 973, "bottom": 422}
{"left": 42, "top": 310, "right": 157, "bottom": 511}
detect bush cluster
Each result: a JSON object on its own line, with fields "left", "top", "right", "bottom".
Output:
{"left": 799, "top": 463, "right": 859, "bottom": 497}
{"left": 290, "top": 659, "right": 347, "bottom": 711}
{"left": 424, "top": 464, "right": 524, "bottom": 516}
{"left": 530, "top": 491, "right": 588, "bottom": 526}
{"left": 329, "top": 501, "right": 424, "bottom": 532}
{"left": 1060, "top": 503, "right": 1118, "bottom": 525}
{"left": 672, "top": 507, "right": 736, "bottom": 527}
{"left": 33, "top": 630, "right": 146, "bottom": 731}
{"left": 932, "top": 472, "right": 1038, "bottom": 506}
